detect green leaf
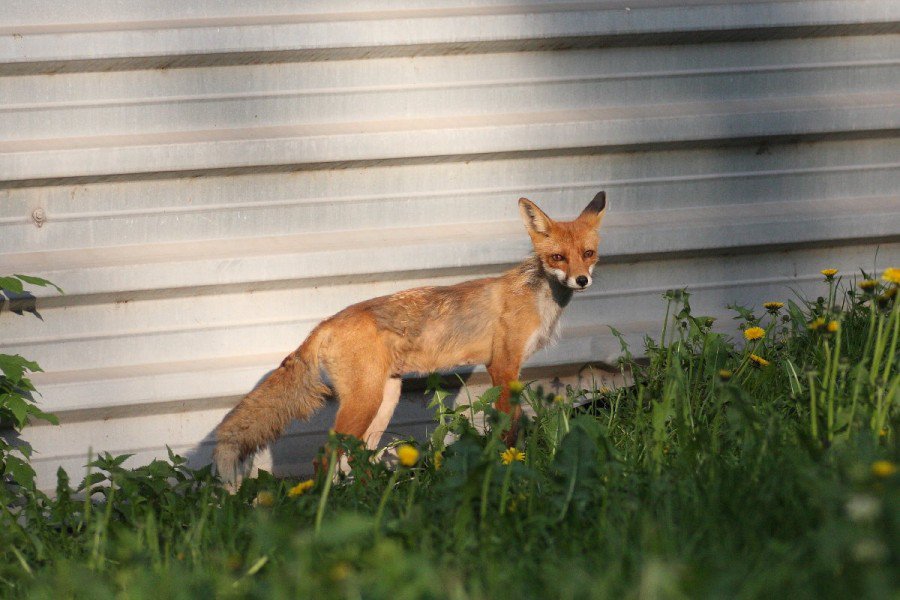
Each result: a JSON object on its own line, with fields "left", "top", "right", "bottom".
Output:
{"left": 783, "top": 358, "right": 803, "bottom": 397}
{"left": 77, "top": 472, "right": 108, "bottom": 492}
{"left": 26, "top": 403, "right": 59, "bottom": 426}
{"left": 2, "top": 393, "right": 30, "bottom": 428}
{"left": 550, "top": 423, "right": 602, "bottom": 521}
{"left": 0, "top": 354, "right": 42, "bottom": 382}
{"left": 12, "top": 274, "right": 64, "bottom": 294}
{"left": 0, "top": 276, "right": 24, "bottom": 294}
{"left": 4, "top": 455, "right": 36, "bottom": 489}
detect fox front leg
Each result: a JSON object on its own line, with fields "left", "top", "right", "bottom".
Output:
{"left": 487, "top": 340, "right": 528, "bottom": 446}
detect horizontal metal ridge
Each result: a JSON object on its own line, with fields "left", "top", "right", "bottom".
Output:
{"left": 2, "top": 92, "right": 897, "bottom": 184}
{"left": 2, "top": 194, "right": 897, "bottom": 302}
{"left": 2, "top": 162, "right": 894, "bottom": 227}
{"left": 0, "top": 1, "right": 828, "bottom": 33}
{"left": 2, "top": 1, "right": 898, "bottom": 75}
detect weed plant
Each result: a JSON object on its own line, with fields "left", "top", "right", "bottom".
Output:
{"left": 1, "top": 270, "right": 898, "bottom": 599}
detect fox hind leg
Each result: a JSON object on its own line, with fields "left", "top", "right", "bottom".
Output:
{"left": 362, "top": 377, "right": 402, "bottom": 450}
{"left": 329, "top": 342, "right": 393, "bottom": 441}
{"left": 328, "top": 370, "right": 391, "bottom": 476}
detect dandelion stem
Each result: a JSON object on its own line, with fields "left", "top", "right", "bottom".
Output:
{"left": 879, "top": 295, "right": 900, "bottom": 385}
{"left": 314, "top": 447, "right": 338, "bottom": 535}
{"left": 479, "top": 462, "right": 494, "bottom": 527}
{"left": 807, "top": 370, "right": 819, "bottom": 441}
{"left": 374, "top": 468, "right": 400, "bottom": 535}
{"left": 499, "top": 462, "right": 514, "bottom": 516}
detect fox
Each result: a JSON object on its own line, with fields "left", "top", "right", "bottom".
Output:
{"left": 213, "top": 191, "right": 607, "bottom": 483}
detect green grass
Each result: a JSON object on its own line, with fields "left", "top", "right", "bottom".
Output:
{"left": 1, "top": 272, "right": 898, "bottom": 599}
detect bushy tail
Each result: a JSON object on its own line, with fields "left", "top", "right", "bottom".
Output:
{"left": 213, "top": 332, "right": 329, "bottom": 485}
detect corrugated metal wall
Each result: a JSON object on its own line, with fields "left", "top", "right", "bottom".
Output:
{"left": 1, "top": 1, "right": 899, "bottom": 490}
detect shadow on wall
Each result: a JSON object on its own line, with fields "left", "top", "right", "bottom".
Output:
{"left": 184, "top": 367, "right": 463, "bottom": 478}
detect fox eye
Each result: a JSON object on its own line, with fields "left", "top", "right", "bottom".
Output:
{"left": 583, "top": 250, "right": 595, "bottom": 259}
{"left": 551, "top": 253, "right": 566, "bottom": 262}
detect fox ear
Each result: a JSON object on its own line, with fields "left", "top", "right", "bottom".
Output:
{"left": 518, "top": 198, "right": 553, "bottom": 237}
{"left": 578, "top": 191, "right": 607, "bottom": 228}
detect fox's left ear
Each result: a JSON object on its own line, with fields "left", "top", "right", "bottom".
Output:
{"left": 578, "top": 191, "right": 607, "bottom": 228}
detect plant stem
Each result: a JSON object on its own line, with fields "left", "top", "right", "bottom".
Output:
{"left": 314, "top": 447, "right": 338, "bottom": 535}
{"left": 374, "top": 468, "right": 400, "bottom": 535}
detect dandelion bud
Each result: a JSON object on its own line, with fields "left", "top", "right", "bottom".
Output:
{"left": 859, "top": 279, "right": 878, "bottom": 294}
{"left": 253, "top": 491, "right": 275, "bottom": 508}
{"left": 763, "top": 301, "right": 784, "bottom": 313}
{"left": 748, "top": 354, "right": 770, "bottom": 368}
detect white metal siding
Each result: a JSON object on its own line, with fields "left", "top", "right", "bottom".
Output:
{"left": 1, "top": 1, "right": 898, "bottom": 490}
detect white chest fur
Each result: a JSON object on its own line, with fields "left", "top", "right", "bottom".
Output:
{"left": 523, "top": 284, "right": 565, "bottom": 359}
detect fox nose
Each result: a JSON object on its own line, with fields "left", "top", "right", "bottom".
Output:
{"left": 576, "top": 275, "right": 589, "bottom": 288}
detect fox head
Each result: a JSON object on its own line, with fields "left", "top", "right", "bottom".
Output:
{"left": 518, "top": 191, "right": 607, "bottom": 291}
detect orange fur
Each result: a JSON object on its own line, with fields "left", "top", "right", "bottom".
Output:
{"left": 213, "top": 192, "right": 607, "bottom": 483}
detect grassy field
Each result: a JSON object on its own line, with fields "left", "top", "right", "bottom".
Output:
{"left": 1, "top": 270, "right": 898, "bottom": 599}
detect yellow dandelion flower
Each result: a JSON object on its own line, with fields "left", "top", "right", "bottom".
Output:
{"left": 882, "top": 267, "right": 900, "bottom": 285}
{"left": 329, "top": 562, "right": 351, "bottom": 582}
{"left": 826, "top": 320, "right": 839, "bottom": 333}
{"left": 718, "top": 369, "right": 733, "bottom": 381}
{"left": 808, "top": 317, "right": 826, "bottom": 331}
{"left": 397, "top": 444, "right": 419, "bottom": 467}
{"left": 871, "top": 460, "right": 897, "bottom": 478}
{"left": 879, "top": 428, "right": 889, "bottom": 438}
{"left": 763, "top": 301, "right": 784, "bottom": 312}
{"left": 253, "top": 491, "right": 275, "bottom": 508}
{"left": 553, "top": 394, "right": 565, "bottom": 404}
{"left": 743, "top": 326, "right": 765, "bottom": 341}
{"left": 501, "top": 447, "right": 526, "bottom": 465}
{"left": 748, "top": 354, "right": 770, "bottom": 368}
{"left": 821, "top": 268, "right": 838, "bottom": 279}
{"left": 288, "top": 479, "right": 315, "bottom": 497}
{"left": 507, "top": 380, "right": 525, "bottom": 394}
{"left": 859, "top": 279, "right": 878, "bottom": 292}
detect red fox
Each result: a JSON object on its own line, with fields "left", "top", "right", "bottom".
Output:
{"left": 214, "top": 192, "right": 607, "bottom": 482}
